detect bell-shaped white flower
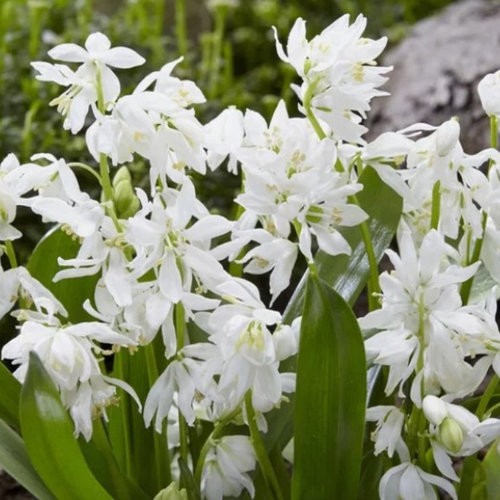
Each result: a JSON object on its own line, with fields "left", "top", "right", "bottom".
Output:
{"left": 478, "top": 71, "right": 500, "bottom": 118}
{"left": 379, "top": 463, "right": 457, "bottom": 500}
{"left": 201, "top": 436, "right": 256, "bottom": 500}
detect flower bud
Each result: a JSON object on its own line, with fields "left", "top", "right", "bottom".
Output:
{"left": 435, "top": 119, "right": 460, "bottom": 157}
{"left": 153, "top": 483, "right": 188, "bottom": 500}
{"left": 478, "top": 71, "right": 500, "bottom": 118}
{"left": 112, "top": 166, "right": 140, "bottom": 219}
{"left": 437, "top": 417, "right": 464, "bottom": 454}
{"left": 422, "top": 395, "right": 447, "bottom": 426}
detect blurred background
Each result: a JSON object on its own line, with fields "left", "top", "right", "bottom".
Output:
{"left": 0, "top": 0, "right": 458, "bottom": 260}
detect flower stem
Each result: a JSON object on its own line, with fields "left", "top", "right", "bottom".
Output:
{"left": 460, "top": 116, "right": 498, "bottom": 304}
{"left": 68, "top": 162, "right": 102, "bottom": 184}
{"left": 430, "top": 181, "right": 441, "bottom": 230}
{"left": 477, "top": 374, "right": 499, "bottom": 419}
{"left": 245, "top": 391, "right": 284, "bottom": 500}
{"left": 175, "top": 302, "right": 189, "bottom": 464}
{"left": 175, "top": 0, "right": 187, "bottom": 58}
{"left": 145, "top": 344, "right": 172, "bottom": 488}
{"left": 4, "top": 240, "right": 18, "bottom": 268}
{"left": 194, "top": 420, "right": 226, "bottom": 487}
{"left": 208, "top": 6, "right": 226, "bottom": 99}
{"left": 304, "top": 84, "right": 326, "bottom": 140}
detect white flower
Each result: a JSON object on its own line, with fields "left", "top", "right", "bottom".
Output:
{"left": 379, "top": 463, "right": 457, "bottom": 500}
{"left": 0, "top": 266, "right": 67, "bottom": 321}
{"left": 361, "top": 229, "right": 484, "bottom": 401}
{"left": 48, "top": 32, "right": 145, "bottom": 69}
{"left": 423, "top": 395, "right": 500, "bottom": 481}
{"left": 33, "top": 33, "right": 144, "bottom": 133}
{"left": 201, "top": 436, "right": 256, "bottom": 500}
{"left": 144, "top": 358, "right": 200, "bottom": 431}
{"left": 189, "top": 279, "right": 299, "bottom": 418}
{"left": 366, "top": 405, "right": 405, "bottom": 458}
{"left": 478, "top": 71, "right": 500, "bottom": 118}
{"left": 273, "top": 15, "right": 391, "bottom": 143}
{"left": 1, "top": 315, "right": 138, "bottom": 440}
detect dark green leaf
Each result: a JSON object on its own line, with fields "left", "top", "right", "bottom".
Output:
{"left": 0, "top": 418, "right": 56, "bottom": 500}
{"left": 482, "top": 439, "right": 500, "bottom": 500}
{"left": 107, "top": 346, "right": 170, "bottom": 496}
{"left": 179, "top": 457, "right": 201, "bottom": 500}
{"left": 291, "top": 274, "right": 366, "bottom": 500}
{"left": 28, "top": 226, "right": 99, "bottom": 323}
{"left": 20, "top": 352, "right": 114, "bottom": 500}
{"left": 79, "top": 420, "right": 150, "bottom": 500}
{"left": 0, "top": 359, "right": 21, "bottom": 431}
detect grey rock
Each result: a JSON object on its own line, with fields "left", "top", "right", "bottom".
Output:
{"left": 367, "top": 0, "right": 500, "bottom": 153}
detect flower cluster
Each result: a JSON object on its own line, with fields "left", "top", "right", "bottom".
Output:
{"left": 359, "top": 77, "right": 500, "bottom": 499}
{"left": 2, "top": 12, "right": 500, "bottom": 500}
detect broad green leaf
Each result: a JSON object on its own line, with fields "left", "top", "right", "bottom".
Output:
{"left": 0, "top": 418, "right": 56, "bottom": 500}
{"left": 264, "top": 167, "right": 401, "bottom": 451}
{"left": 28, "top": 226, "right": 99, "bottom": 323}
{"left": 0, "top": 359, "right": 21, "bottom": 431}
{"left": 291, "top": 274, "right": 366, "bottom": 500}
{"left": 20, "top": 352, "right": 114, "bottom": 500}
{"left": 79, "top": 421, "right": 150, "bottom": 500}
{"left": 482, "top": 439, "right": 500, "bottom": 500}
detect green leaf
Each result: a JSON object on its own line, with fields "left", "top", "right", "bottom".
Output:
{"left": 482, "top": 439, "right": 500, "bottom": 500}
{"left": 264, "top": 166, "right": 401, "bottom": 451}
{"left": 78, "top": 420, "right": 150, "bottom": 500}
{"left": 20, "top": 351, "right": 114, "bottom": 500}
{"left": 0, "top": 359, "right": 21, "bottom": 431}
{"left": 107, "top": 346, "right": 170, "bottom": 496}
{"left": 178, "top": 457, "right": 201, "bottom": 500}
{"left": 28, "top": 226, "right": 99, "bottom": 323}
{"left": 0, "top": 418, "right": 56, "bottom": 500}
{"left": 291, "top": 274, "right": 366, "bottom": 500}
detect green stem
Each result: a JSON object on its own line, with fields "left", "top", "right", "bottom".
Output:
{"left": 245, "top": 391, "right": 285, "bottom": 500}
{"left": 175, "top": 303, "right": 189, "bottom": 464}
{"left": 4, "top": 240, "right": 18, "bottom": 268}
{"left": 304, "top": 84, "right": 326, "bottom": 140}
{"left": 352, "top": 195, "right": 381, "bottom": 311}
{"left": 430, "top": 181, "right": 441, "bottom": 230}
{"left": 269, "top": 445, "right": 291, "bottom": 500}
{"left": 145, "top": 344, "right": 172, "bottom": 488}
{"left": 194, "top": 421, "right": 227, "bottom": 487}
{"left": 113, "top": 351, "right": 133, "bottom": 476}
{"left": 68, "top": 162, "right": 103, "bottom": 184}
{"left": 460, "top": 116, "right": 498, "bottom": 304}
{"left": 477, "top": 375, "right": 499, "bottom": 419}
{"left": 208, "top": 7, "right": 226, "bottom": 99}
{"left": 99, "top": 153, "right": 115, "bottom": 205}
{"left": 175, "top": 0, "right": 187, "bottom": 58}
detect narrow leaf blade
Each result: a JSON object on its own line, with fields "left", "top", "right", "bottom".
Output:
{"left": 292, "top": 274, "right": 366, "bottom": 499}
{"left": 0, "top": 418, "right": 56, "bottom": 500}
{"left": 20, "top": 352, "right": 114, "bottom": 500}
{"left": 0, "top": 359, "right": 21, "bottom": 431}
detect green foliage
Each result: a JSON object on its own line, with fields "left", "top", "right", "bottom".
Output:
{"left": 20, "top": 351, "right": 114, "bottom": 500}
{"left": 292, "top": 273, "right": 366, "bottom": 499}
{"left": 0, "top": 418, "right": 56, "bottom": 500}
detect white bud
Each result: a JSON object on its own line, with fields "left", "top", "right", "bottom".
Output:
{"left": 423, "top": 395, "right": 448, "bottom": 426}
{"left": 478, "top": 71, "right": 500, "bottom": 118}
